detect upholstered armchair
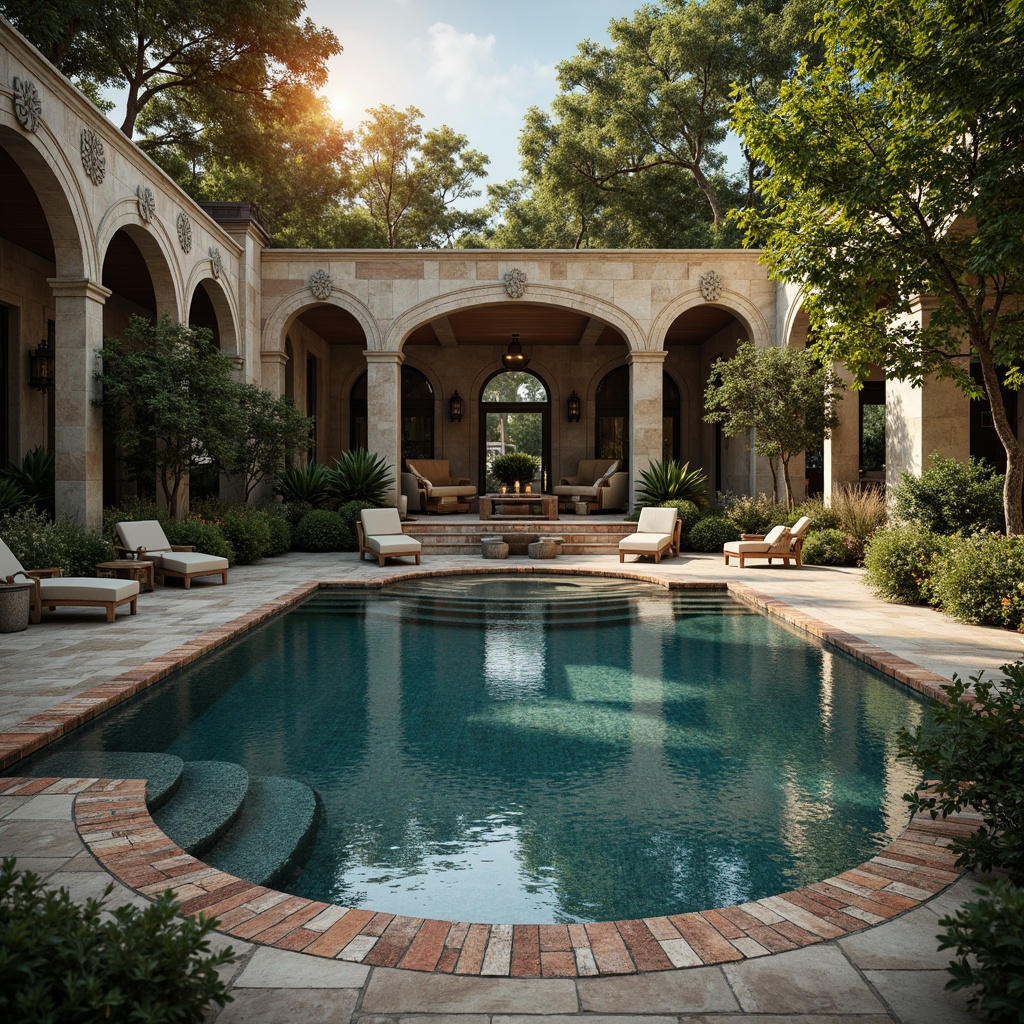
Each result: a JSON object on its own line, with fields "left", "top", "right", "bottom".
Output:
{"left": 552, "top": 458, "right": 628, "bottom": 513}
{"left": 404, "top": 459, "right": 477, "bottom": 514}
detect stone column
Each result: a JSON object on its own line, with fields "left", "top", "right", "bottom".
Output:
{"left": 628, "top": 350, "right": 667, "bottom": 508}
{"left": 364, "top": 350, "right": 403, "bottom": 506}
{"left": 823, "top": 363, "right": 860, "bottom": 501}
{"left": 47, "top": 278, "right": 111, "bottom": 532}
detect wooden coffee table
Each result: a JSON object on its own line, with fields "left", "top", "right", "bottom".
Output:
{"left": 96, "top": 559, "right": 156, "bottom": 593}
{"left": 478, "top": 494, "right": 559, "bottom": 520}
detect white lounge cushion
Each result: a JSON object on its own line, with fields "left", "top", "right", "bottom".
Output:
{"left": 361, "top": 508, "right": 403, "bottom": 536}
{"left": 723, "top": 524, "right": 790, "bottom": 556}
{"left": 116, "top": 520, "right": 172, "bottom": 554}
{"left": 38, "top": 578, "right": 139, "bottom": 602}
{"left": 635, "top": 506, "right": 679, "bottom": 535}
{"left": 618, "top": 532, "right": 673, "bottom": 554}
{"left": 159, "top": 551, "right": 229, "bottom": 575}
{"left": 368, "top": 535, "right": 422, "bottom": 556}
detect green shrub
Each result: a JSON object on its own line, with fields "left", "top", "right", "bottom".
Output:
{"left": 928, "top": 533, "right": 1024, "bottom": 630}
{"left": 280, "top": 499, "right": 314, "bottom": 528}
{"left": 273, "top": 463, "right": 332, "bottom": 506}
{"left": 162, "top": 518, "right": 235, "bottom": 565}
{"left": 937, "top": 878, "right": 1024, "bottom": 1022}
{"left": 658, "top": 499, "right": 702, "bottom": 532}
{"left": 893, "top": 453, "right": 1004, "bottom": 534}
{"left": 259, "top": 505, "right": 292, "bottom": 556}
{"left": 490, "top": 452, "right": 540, "bottom": 488}
{"left": 217, "top": 507, "right": 271, "bottom": 565}
{"left": 801, "top": 528, "right": 856, "bottom": 566}
{"left": 337, "top": 500, "right": 378, "bottom": 552}
{"left": 863, "top": 524, "right": 947, "bottom": 604}
{"left": 0, "top": 477, "right": 28, "bottom": 517}
{"left": 899, "top": 663, "right": 1024, "bottom": 879}
{"left": 326, "top": 450, "right": 394, "bottom": 506}
{"left": 793, "top": 495, "right": 842, "bottom": 531}
{"left": 292, "top": 509, "right": 349, "bottom": 552}
{"left": 687, "top": 515, "right": 740, "bottom": 552}
{"left": 635, "top": 459, "right": 708, "bottom": 505}
{"left": 1, "top": 446, "right": 55, "bottom": 517}
{"left": 0, "top": 507, "right": 112, "bottom": 575}
{"left": 830, "top": 483, "right": 887, "bottom": 554}
{"left": 720, "top": 492, "right": 791, "bottom": 535}
{"left": 0, "top": 857, "right": 233, "bottom": 1023}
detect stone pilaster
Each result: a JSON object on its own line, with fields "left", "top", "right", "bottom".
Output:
{"left": 824, "top": 363, "right": 861, "bottom": 501}
{"left": 627, "top": 350, "right": 667, "bottom": 508}
{"left": 47, "top": 278, "right": 110, "bottom": 531}
{"left": 364, "top": 351, "right": 403, "bottom": 506}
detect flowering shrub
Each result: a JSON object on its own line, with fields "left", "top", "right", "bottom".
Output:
{"left": 863, "top": 523, "right": 948, "bottom": 604}
{"left": 719, "top": 492, "right": 790, "bottom": 535}
{"left": 928, "top": 533, "right": 1024, "bottom": 630}
{"left": 1, "top": 507, "right": 111, "bottom": 576}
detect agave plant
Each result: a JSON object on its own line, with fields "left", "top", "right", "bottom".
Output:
{"left": 0, "top": 477, "right": 29, "bottom": 517}
{"left": 2, "top": 446, "right": 55, "bottom": 516}
{"left": 273, "top": 463, "right": 332, "bottom": 506}
{"left": 490, "top": 452, "right": 540, "bottom": 488}
{"left": 326, "top": 450, "right": 394, "bottom": 506}
{"left": 635, "top": 459, "right": 708, "bottom": 506}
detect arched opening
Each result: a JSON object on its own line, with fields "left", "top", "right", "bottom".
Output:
{"left": 595, "top": 367, "right": 682, "bottom": 472}
{"left": 478, "top": 369, "right": 550, "bottom": 492}
{"left": 188, "top": 282, "right": 221, "bottom": 347}
{"left": 350, "top": 366, "right": 436, "bottom": 462}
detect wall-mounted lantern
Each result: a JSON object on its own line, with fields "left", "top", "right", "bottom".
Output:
{"left": 566, "top": 389, "right": 581, "bottom": 423}
{"left": 28, "top": 339, "right": 55, "bottom": 392}
{"left": 449, "top": 390, "right": 464, "bottom": 422}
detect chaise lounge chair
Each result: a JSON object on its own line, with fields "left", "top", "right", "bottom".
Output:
{"left": 357, "top": 508, "right": 422, "bottom": 567}
{"left": 115, "top": 520, "right": 229, "bottom": 588}
{"left": 722, "top": 515, "right": 811, "bottom": 568}
{"left": 1, "top": 536, "right": 139, "bottom": 623}
{"left": 618, "top": 506, "right": 681, "bottom": 563}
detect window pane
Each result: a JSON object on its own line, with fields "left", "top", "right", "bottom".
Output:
{"left": 482, "top": 371, "right": 547, "bottom": 403}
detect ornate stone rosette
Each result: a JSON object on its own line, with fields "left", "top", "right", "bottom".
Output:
{"left": 12, "top": 76, "right": 42, "bottom": 133}
{"left": 700, "top": 269, "right": 723, "bottom": 302}
{"left": 176, "top": 212, "right": 193, "bottom": 253}
{"left": 503, "top": 267, "right": 526, "bottom": 299}
{"left": 80, "top": 127, "right": 106, "bottom": 185}
{"left": 308, "top": 269, "right": 333, "bottom": 300}
{"left": 136, "top": 184, "right": 156, "bottom": 224}
{"left": 208, "top": 246, "right": 223, "bottom": 279}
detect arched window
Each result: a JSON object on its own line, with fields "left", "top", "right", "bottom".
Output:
{"left": 479, "top": 370, "right": 550, "bottom": 492}
{"left": 595, "top": 366, "right": 681, "bottom": 469}
{"left": 349, "top": 366, "right": 435, "bottom": 461}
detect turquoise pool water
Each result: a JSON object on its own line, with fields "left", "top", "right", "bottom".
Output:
{"left": 26, "top": 576, "right": 924, "bottom": 924}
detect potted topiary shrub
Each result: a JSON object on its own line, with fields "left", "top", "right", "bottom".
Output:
{"left": 490, "top": 452, "right": 540, "bottom": 493}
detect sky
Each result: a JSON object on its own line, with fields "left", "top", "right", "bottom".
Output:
{"left": 305, "top": 0, "right": 645, "bottom": 188}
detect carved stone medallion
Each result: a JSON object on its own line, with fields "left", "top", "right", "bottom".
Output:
{"left": 700, "top": 269, "right": 723, "bottom": 302}
{"left": 80, "top": 127, "right": 105, "bottom": 185}
{"left": 136, "top": 184, "right": 156, "bottom": 224}
{"left": 209, "top": 247, "right": 223, "bottom": 279}
{"left": 503, "top": 267, "right": 526, "bottom": 299}
{"left": 309, "top": 269, "right": 332, "bottom": 300}
{"left": 176, "top": 212, "right": 193, "bottom": 253}
{"left": 12, "top": 76, "right": 42, "bottom": 133}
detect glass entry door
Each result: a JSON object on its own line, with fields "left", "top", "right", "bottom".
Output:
{"left": 479, "top": 371, "right": 550, "bottom": 493}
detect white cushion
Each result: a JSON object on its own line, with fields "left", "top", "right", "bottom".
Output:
{"left": 368, "top": 535, "right": 421, "bottom": 556}
{"left": 424, "top": 485, "right": 476, "bottom": 499}
{"left": 724, "top": 540, "right": 775, "bottom": 554}
{"left": 763, "top": 524, "right": 789, "bottom": 545}
{"left": 159, "top": 552, "right": 229, "bottom": 575}
{"left": 636, "top": 507, "right": 678, "bottom": 535}
{"left": 361, "top": 508, "right": 403, "bottom": 536}
{"left": 0, "top": 537, "right": 27, "bottom": 579}
{"left": 619, "top": 533, "right": 672, "bottom": 554}
{"left": 38, "top": 577, "right": 139, "bottom": 602}
{"left": 116, "top": 520, "right": 173, "bottom": 554}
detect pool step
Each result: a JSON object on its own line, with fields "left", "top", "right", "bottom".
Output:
{"left": 151, "top": 761, "right": 249, "bottom": 857}
{"left": 199, "top": 776, "right": 321, "bottom": 888}
{"left": 19, "top": 751, "right": 184, "bottom": 810}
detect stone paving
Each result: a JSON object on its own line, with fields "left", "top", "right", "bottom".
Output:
{"left": 1, "top": 548, "right": 1016, "bottom": 1020}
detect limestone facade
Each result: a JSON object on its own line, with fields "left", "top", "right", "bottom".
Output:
{"left": 0, "top": 16, "right": 993, "bottom": 528}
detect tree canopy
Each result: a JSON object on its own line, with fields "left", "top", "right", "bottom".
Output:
{"left": 704, "top": 342, "right": 842, "bottom": 505}
{"left": 733, "top": 0, "right": 1024, "bottom": 532}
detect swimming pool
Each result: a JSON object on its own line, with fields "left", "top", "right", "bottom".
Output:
{"left": 21, "top": 575, "right": 924, "bottom": 924}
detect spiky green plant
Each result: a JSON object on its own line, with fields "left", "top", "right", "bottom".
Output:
{"left": 326, "top": 450, "right": 394, "bottom": 506}
{"left": 490, "top": 452, "right": 540, "bottom": 488}
{"left": 0, "top": 478, "right": 28, "bottom": 517}
{"left": 273, "top": 463, "right": 332, "bottom": 506}
{"left": 2, "top": 446, "right": 55, "bottom": 517}
{"left": 635, "top": 459, "right": 708, "bottom": 506}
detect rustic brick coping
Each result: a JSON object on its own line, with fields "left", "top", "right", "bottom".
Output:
{"left": 0, "top": 567, "right": 969, "bottom": 977}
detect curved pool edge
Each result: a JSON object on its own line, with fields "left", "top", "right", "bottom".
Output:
{"left": 0, "top": 567, "right": 970, "bottom": 977}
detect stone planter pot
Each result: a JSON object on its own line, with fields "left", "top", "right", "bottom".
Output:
{"left": 0, "top": 582, "right": 33, "bottom": 633}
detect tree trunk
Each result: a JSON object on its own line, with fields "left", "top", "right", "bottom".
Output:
{"left": 767, "top": 456, "right": 779, "bottom": 502}
{"left": 974, "top": 338, "right": 1024, "bottom": 534}
{"left": 690, "top": 162, "right": 724, "bottom": 226}
{"left": 781, "top": 455, "right": 793, "bottom": 509}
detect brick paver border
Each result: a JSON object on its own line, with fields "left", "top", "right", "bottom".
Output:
{"left": 0, "top": 569, "right": 972, "bottom": 977}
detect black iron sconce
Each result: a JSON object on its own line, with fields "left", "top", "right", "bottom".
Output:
{"left": 501, "top": 333, "right": 530, "bottom": 371}
{"left": 449, "top": 390, "right": 464, "bottom": 422}
{"left": 566, "top": 390, "right": 581, "bottom": 423}
{"left": 29, "top": 338, "right": 55, "bottom": 392}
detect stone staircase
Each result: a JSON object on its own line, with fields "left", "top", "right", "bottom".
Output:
{"left": 403, "top": 517, "right": 636, "bottom": 556}
{"left": 26, "top": 750, "right": 320, "bottom": 889}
